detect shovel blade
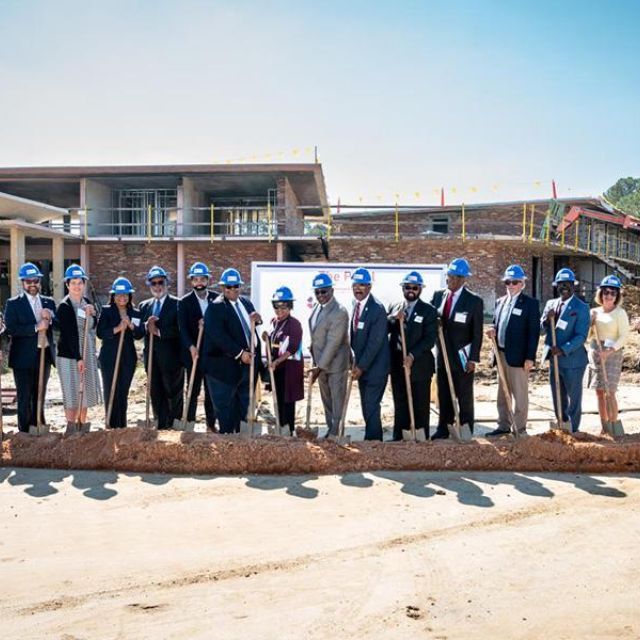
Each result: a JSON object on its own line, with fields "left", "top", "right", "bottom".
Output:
{"left": 240, "top": 420, "right": 262, "bottom": 437}
{"left": 327, "top": 434, "right": 351, "bottom": 445}
{"left": 172, "top": 419, "right": 186, "bottom": 431}
{"left": 605, "top": 420, "right": 624, "bottom": 437}
{"left": 448, "top": 422, "right": 473, "bottom": 443}
{"left": 402, "top": 428, "right": 427, "bottom": 442}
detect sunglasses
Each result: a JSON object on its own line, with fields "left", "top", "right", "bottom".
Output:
{"left": 23, "top": 278, "right": 40, "bottom": 285}
{"left": 504, "top": 280, "right": 522, "bottom": 286}
{"left": 315, "top": 288, "right": 330, "bottom": 295}
{"left": 272, "top": 303, "right": 289, "bottom": 310}
{"left": 402, "top": 285, "right": 420, "bottom": 291}
{"left": 602, "top": 288, "right": 618, "bottom": 297}
{"left": 150, "top": 280, "right": 165, "bottom": 286}
{"left": 224, "top": 284, "right": 240, "bottom": 290}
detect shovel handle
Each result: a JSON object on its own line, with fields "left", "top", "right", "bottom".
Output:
{"left": 145, "top": 331, "right": 155, "bottom": 429}
{"left": 105, "top": 329, "right": 125, "bottom": 428}
{"left": 248, "top": 317, "right": 256, "bottom": 429}
{"left": 399, "top": 319, "right": 416, "bottom": 439}
{"left": 265, "top": 334, "right": 281, "bottom": 430}
{"left": 491, "top": 335, "right": 518, "bottom": 437}
{"left": 549, "top": 316, "right": 564, "bottom": 425}
{"left": 75, "top": 309, "right": 91, "bottom": 428}
{"left": 305, "top": 370, "right": 314, "bottom": 430}
{"left": 436, "top": 320, "right": 463, "bottom": 438}
{"left": 180, "top": 323, "right": 204, "bottom": 426}
{"left": 337, "top": 371, "right": 353, "bottom": 439}
{"left": 592, "top": 321, "right": 615, "bottom": 421}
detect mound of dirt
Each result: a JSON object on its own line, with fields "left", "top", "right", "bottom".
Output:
{"left": 2, "top": 428, "right": 639, "bottom": 475}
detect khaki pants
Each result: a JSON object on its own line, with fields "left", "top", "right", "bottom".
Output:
{"left": 496, "top": 352, "right": 529, "bottom": 433}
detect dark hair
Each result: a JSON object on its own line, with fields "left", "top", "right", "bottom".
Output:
{"left": 594, "top": 287, "right": 621, "bottom": 307}
{"left": 109, "top": 292, "right": 134, "bottom": 308}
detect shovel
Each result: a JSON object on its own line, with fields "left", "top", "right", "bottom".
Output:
{"left": 303, "top": 370, "right": 319, "bottom": 437}
{"left": 548, "top": 316, "right": 571, "bottom": 432}
{"left": 490, "top": 336, "right": 520, "bottom": 439}
{"left": 137, "top": 330, "right": 156, "bottom": 429}
{"left": 399, "top": 319, "right": 426, "bottom": 442}
{"left": 436, "top": 321, "right": 472, "bottom": 443}
{"left": 28, "top": 341, "right": 49, "bottom": 436}
{"left": 105, "top": 328, "right": 125, "bottom": 429}
{"left": 173, "top": 324, "right": 203, "bottom": 432}
{"left": 263, "top": 333, "right": 289, "bottom": 437}
{"left": 592, "top": 322, "right": 624, "bottom": 437}
{"left": 330, "top": 370, "right": 352, "bottom": 445}
{"left": 68, "top": 312, "right": 92, "bottom": 435}
{"left": 0, "top": 352, "right": 4, "bottom": 439}
{"left": 240, "top": 317, "right": 262, "bottom": 437}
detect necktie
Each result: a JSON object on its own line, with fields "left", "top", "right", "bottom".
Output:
{"left": 235, "top": 302, "right": 251, "bottom": 346}
{"left": 353, "top": 302, "right": 361, "bottom": 331}
{"left": 443, "top": 291, "right": 453, "bottom": 320}
{"left": 497, "top": 298, "right": 512, "bottom": 348}
{"left": 34, "top": 296, "right": 48, "bottom": 348}
{"left": 556, "top": 301, "right": 564, "bottom": 319}
{"left": 312, "top": 305, "right": 323, "bottom": 330}
{"left": 153, "top": 298, "right": 161, "bottom": 317}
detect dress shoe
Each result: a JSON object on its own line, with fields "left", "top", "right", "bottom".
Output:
{"left": 485, "top": 428, "right": 511, "bottom": 437}
{"left": 430, "top": 430, "right": 449, "bottom": 440}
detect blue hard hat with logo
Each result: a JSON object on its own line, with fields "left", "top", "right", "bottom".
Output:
{"left": 502, "top": 265, "right": 526, "bottom": 281}
{"left": 188, "top": 262, "right": 210, "bottom": 278}
{"left": 447, "top": 258, "right": 471, "bottom": 277}
{"left": 351, "top": 267, "right": 372, "bottom": 285}
{"left": 312, "top": 273, "right": 334, "bottom": 289}
{"left": 401, "top": 270, "right": 424, "bottom": 286}
{"left": 146, "top": 265, "right": 168, "bottom": 284}
{"left": 552, "top": 268, "right": 577, "bottom": 285}
{"left": 272, "top": 286, "right": 295, "bottom": 302}
{"left": 110, "top": 277, "right": 134, "bottom": 294}
{"left": 64, "top": 264, "right": 88, "bottom": 281}
{"left": 18, "top": 262, "right": 44, "bottom": 280}
{"left": 600, "top": 275, "right": 622, "bottom": 289}
{"left": 219, "top": 268, "right": 244, "bottom": 286}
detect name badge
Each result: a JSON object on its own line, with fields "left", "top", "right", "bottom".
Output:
{"left": 77, "top": 308, "right": 86, "bottom": 319}
{"left": 357, "top": 321, "right": 365, "bottom": 330}
{"left": 132, "top": 318, "right": 141, "bottom": 327}
{"left": 511, "top": 308, "right": 522, "bottom": 316}
{"left": 413, "top": 315, "right": 423, "bottom": 323}
{"left": 556, "top": 319, "right": 568, "bottom": 331}
{"left": 454, "top": 312, "right": 467, "bottom": 323}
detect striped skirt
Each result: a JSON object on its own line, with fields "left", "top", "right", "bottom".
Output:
{"left": 587, "top": 342, "right": 623, "bottom": 391}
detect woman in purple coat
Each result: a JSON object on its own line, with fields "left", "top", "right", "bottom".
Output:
{"left": 266, "top": 286, "right": 304, "bottom": 435}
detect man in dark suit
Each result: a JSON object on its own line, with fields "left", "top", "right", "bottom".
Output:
{"left": 388, "top": 270, "right": 438, "bottom": 440}
{"left": 430, "top": 258, "right": 484, "bottom": 439}
{"left": 350, "top": 267, "right": 390, "bottom": 441}
{"left": 202, "top": 268, "right": 262, "bottom": 434}
{"left": 485, "top": 265, "right": 540, "bottom": 437}
{"left": 178, "top": 262, "right": 218, "bottom": 430}
{"left": 4, "top": 262, "right": 56, "bottom": 433}
{"left": 139, "top": 265, "right": 184, "bottom": 430}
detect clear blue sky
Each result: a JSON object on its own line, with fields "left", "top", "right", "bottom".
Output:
{"left": 0, "top": 0, "right": 638, "bottom": 205}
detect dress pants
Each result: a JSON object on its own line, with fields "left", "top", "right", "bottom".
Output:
{"left": 358, "top": 376, "right": 387, "bottom": 441}
{"left": 102, "top": 356, "right": 136, "bottom": 428}
{"left": 318, "top": 369, "right": 348, "bottom": 436}
{"left": 436, "top": 364, "right": 475, "bottom": 435}
{"left": 496, "top": 352, "right": 529, "bottom": 433}
{"left": 390, "top": 366, "right": 431, "bottom": 439}
{"left": 185, "top": 362, "right": 217, "bottom": 429}
{"left": 274, "top": 367, "right": 296, "bottom": 434}
{"left": 550, "top": 363, "right": 586, "bottom": 432}
{"left": 13, "top": 355, "right": 51, "bottom": 432}
{"left": 149, "top": 359, "right": 184, "bottom": 429}
{"left": 206, "top": 369, "right": 250, "bottom": 434}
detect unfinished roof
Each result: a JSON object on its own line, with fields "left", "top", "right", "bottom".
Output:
{"left": 0, "top": 190, "right": 69, "bottom": 223}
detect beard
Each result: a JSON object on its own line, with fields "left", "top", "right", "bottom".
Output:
{"left": 193, "top": 284, "right": 207, "bottom": 292}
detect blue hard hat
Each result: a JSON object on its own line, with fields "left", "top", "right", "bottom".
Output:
{"left": 272, "top": 286, "right": 295, "bottom": 302}
{"left": 312, "top": 273, "right": 334, "bottom": 289}
{"left": 401, "top": 270, "right": 424, "bottom": 286}
{"left": 64, "top": 264, "right": 88, "bottom": 281}
{"left": 351, "top": 267, "right": 372, "bottom": 285}
{"left": 219, "top": 268, "right": 244, "bottom": 286}
{"left": 502, "top": 264, "right": 526, "bottom": 281}
{"left": 146, "top": 265, "right": 168, "bottom": 284}
{"left": 447, "top": 258, "right": 471, "bottom": 277}
{"left": 18, "top": 262, "right": 44, "bottom": 280}
{"left": 600, "top": 275, "right": 622, "bottom": 289}
{"left": 110, "top": 277, "right": 134, "bottom": 294}
{"left": 552, "top": 268, "right": 577, "bottom": 285}
{"left": 188, "top": 262, "right": 210, "bottom": 278}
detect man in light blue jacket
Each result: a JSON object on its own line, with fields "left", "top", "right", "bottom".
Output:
{"left": 540, "top": 268, "right": 590, "bottom": 432}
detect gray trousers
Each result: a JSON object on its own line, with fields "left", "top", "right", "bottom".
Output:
{"left": 496, "top": 352, "right": 529, "bottom": 433}
{"left": 318, "top": 369, "right": 348, "bottom": 435}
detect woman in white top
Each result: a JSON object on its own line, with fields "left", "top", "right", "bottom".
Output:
{"left": 588, "top": 275, "right": 629, "bottom": 432}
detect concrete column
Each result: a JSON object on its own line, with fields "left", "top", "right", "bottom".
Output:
{"left": 80, "top": 243, "right": 90, "bottom": 275}
{"left": 52, "top": 237, "right": 65, "bottom": 301}
{"left": 9, "top": 226, "right": 25, "bottom": 297}
{"left": 176, "top": 241, "right": 185, "bottom": 297}
{"left": 276, "top": 241, "right": 284, "bottom": 262}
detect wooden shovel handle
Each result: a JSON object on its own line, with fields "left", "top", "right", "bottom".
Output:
{"left": 265, "top": 334, "right": 281, "bottom": 430}
{"left": 399, "top": 319, "right": 416, "bottom": 438}
{"left": 181, "top": 324, "right": 204, "bottom": 424}
{"left": 305, "top": 370, "right": 314, "bottom": 430}
{"left": 105, "top": 329, "right": 125, "bottom": 428}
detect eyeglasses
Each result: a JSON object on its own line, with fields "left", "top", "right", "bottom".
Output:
{"left": 315, "top": 288, "right": 330, "bottom": 295}
{"left": 272, "top": 303, "right": 289, "bottom": 310}
{"left": 504, "top": 280, "right": 522, "bottom": 286}
{"left": 224, "top": 284, "right": 240, "bottom": 290}
{"left": 23, "top": 279, "right": 40, "bottom": 285}
{"left": 150, "top": 280, "right": 165, "bottom": 286}
{"left": 602, "top": 289, "right": 618, "bottom": 297}
{"left": 402, "top": 285, "right": 420, "bottom": 291}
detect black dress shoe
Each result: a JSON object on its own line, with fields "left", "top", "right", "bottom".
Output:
{"left": 485, "top": 428, "right": 511, "bottom": 437}
{"left": 430, "top": 430, "right": 449, "bottom": 440}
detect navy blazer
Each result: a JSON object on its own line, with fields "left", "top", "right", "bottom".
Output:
{"left": 96, "top": 304, "right": 144, "bottom": 368}
{"left": 56, "top": 295, "right": 97, "bottom": 360}
{"left": 350, "top": 294, "right": 390, "bottom": 382}
{"left": 540, "top": 295, "right": 589, "bottom": 368}
{"left": 177, "top": 289, "right": 218, "bottom": 367}
{"left": 492, "top": 293, "right": 540, "bottom": 367}
{"left": 139, "top": 295, "right": 183, "bottom": 371}
{"left": 202, "top": 295, "right": 261, "bottom": 384}
{"left": 4, "top": 293, "right": 57, "bottom": 369}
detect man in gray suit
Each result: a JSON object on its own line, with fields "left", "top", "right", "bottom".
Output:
{"left": 309, "top": 272, "right": 350, "bottom": 438}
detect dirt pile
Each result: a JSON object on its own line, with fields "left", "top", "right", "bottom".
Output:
{"left": 2, "top": 428, "right": 639, "bottom": 475}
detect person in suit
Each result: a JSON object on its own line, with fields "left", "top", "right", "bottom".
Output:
{"left": 485, "top": 265, "right": 540, "bottom": 437}
{"left": 350, "top": 267, "right": 390, "bottom": 441}
{"left": 387, "top": 270, "right": 438, "bottom": 440}
{"left": 309, "top": 273, "right": 350, "bottom": 438}
{"left": 430, "top": 258, "right": 484, "bottom": 439}
{"left": 202, "top": 268, "right": 262, "bottom": 434}
{"left": 541, "top": 268, "right": 590, "bottom": 432}
{"left": 97, "top": 277, "right": 144, "bottom": 428}
{"left": 139, "top": 266, "right": 184, "bottom": 430}
{"left": 4, "top": 262, "right": 56, "bottom": 433}
{"left": 178, "top": 262, "right": 218, "bottom": 431}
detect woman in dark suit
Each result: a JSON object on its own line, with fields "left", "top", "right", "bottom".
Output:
{"left": 96, "top": 277, "right": 143, "bottom": 428}
{"left": 264, "top": 286, "right": 304, "bottom": 435}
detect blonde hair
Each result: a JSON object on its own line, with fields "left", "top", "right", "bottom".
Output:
{"left": 594, "top": 287, "right": 621, "bottom": 307}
